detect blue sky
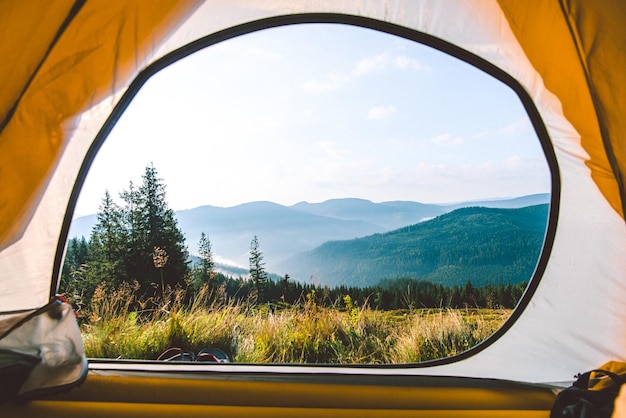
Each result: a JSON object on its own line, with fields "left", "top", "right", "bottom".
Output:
{"left": 74, "top": 24, "right": 550, "bottom": 217}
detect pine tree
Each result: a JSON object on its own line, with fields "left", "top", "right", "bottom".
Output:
{"left": 60, "top": 236, "right": 89, "bottom": 287}
{"left": 280, "top": 273, "right": 291, "bottom": 302}
{"left": 121, "top": 164, "right": 189, "bottom": 291}
{"left": 58, "top": 236, "right": 90, "bottom": 303}
{"left": 461, "top": 279, "right": 476, "bottom": 307}
{"left": 87, "top": 190, "right": 127, "bottom": 288}
{"left": 120, "top": 180, "right": 142, "bottom": 283}
{"left": 448, "top": 286, "right": 462, "bottom": 308}
{"left": 249, "top": 235, "right": 268, "bottom": 303}
{"left": 195, "top": 232, "right": 216, "bottom": 291}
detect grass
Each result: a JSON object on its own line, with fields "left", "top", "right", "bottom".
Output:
{"left": 79, "top": 282, "right": 511, "bottom": 364}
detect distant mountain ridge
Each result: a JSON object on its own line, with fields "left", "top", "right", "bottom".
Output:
{"left": 291, "top": 198, "right": 446, "bottom": 231}
{"left": 278, "top": 204, "right": 549, "bottom": 288}
{"left": 69, "top": 194, "right": 550, "bottom": 273}
{"left": 175, "top": 201, "right": 383, "bottom": 267}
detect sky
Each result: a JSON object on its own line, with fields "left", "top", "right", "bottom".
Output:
{"left": 74, "top": 23, "right": 551, "bottom": 217}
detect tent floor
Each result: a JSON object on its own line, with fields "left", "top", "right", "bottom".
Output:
{"left": 4, "top": 365, "right": 557, "bottom": 417}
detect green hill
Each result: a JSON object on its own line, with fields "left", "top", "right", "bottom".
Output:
{"left": 277, "top": 204, "right": 549, "bottom": 287}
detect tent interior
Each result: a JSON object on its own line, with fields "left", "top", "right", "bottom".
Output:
{"left": 1, "top": 1, "right": 625, "bottom": 416}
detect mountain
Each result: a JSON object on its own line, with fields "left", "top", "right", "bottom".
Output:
{"left": 443, "top": 193, "right": 551, "bottom": 210}
{"left": 277, "top": 204, "right": 549, "bottom": 288}
{"left": 68, "top": 194, "right": 550, "bottom": 273}
{"left": 174, "top": 201, "right": 384, "bottom": 267}
{"left": 290, "top": 198, "right": 447, "bottom": 231}
{"left": 290, "top": 194, "right": 550, "bottom": 230}
{"left": 68, "top": 214, "right": 97, "bottom": 240}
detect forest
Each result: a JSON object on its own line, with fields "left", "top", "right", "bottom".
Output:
{"left": 60, "top": 165, "right": 529, "bottom": 313}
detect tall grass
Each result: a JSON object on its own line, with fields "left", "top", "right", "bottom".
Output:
{"left": 80, "top": 283, "right": 510, "bottom": 364}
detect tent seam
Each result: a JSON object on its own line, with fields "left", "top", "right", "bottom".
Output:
{"left": 0, "top": 0, "right": 87, "bottom": 136}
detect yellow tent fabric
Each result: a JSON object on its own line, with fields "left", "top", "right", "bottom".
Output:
{"left": 1, "top": 371, "right": 557, "bottom": 417}
{"left": 1, "top": 0, "right": 625, "bottom": 391}
{"left": 499, "top": 0, "right": 625, "bottom": 218}
{"left": 0, "top": 0, "right": 198, "bottom": 251}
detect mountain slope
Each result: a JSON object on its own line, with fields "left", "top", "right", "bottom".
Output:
{"left": 277, "top": 204, "right": 549, "bottom": 288}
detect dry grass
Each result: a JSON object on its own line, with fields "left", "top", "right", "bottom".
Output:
{"left": 80, "top": 283, "right": 510, "bottom": 363}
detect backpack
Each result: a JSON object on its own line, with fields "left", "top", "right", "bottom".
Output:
{"left": 551, "top": 362, "right": 626, "bottom": 418}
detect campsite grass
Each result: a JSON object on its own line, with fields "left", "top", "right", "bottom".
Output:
{"left": 79, "top": 283, "right": 511, "bottom": 363}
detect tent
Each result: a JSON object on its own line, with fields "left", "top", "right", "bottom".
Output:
{"left": 1, "top": 0, "right": 625, "bottom": 415}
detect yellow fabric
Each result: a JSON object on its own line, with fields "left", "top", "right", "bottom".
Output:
{"left": 498, "top": 0, "right": 625, "bottom": 218}
{"left": 0, "top": 372, "right": 556, "bottom": 417}
{"left": 0, "top": 403, "right": 553, "bottom": 418}
{"left": 2, "top": 404, "right": 555, "bottom": 418}
{"left": 590, "top": 361, "right": 626, "bottom": 391}
{"left": 0, "top": 1, "right": 75, "bottom": 125}
{"left": 1, "top": 1, "right": 624, "bottom": 251}
{"left": 613, "top": 385, "right": 626, "bottom": 418}
{"left": 563, "top": 0, "right": 626, "bottom": 219}
{"left": 0, "top": 0, "right": 77, "bottom": 250}
{"left": 0, "top": 0, "right": 198, "bottom": 251}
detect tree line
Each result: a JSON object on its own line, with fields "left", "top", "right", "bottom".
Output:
{"left": 218, "top": 274, "right": 526, "bottom": 310}
{"left": 60, "top": 164, "right": 527, "bottom": 312}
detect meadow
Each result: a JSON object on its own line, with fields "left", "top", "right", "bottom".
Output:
{"left": 80, "top": 282, "right": 511, "bottom": 364}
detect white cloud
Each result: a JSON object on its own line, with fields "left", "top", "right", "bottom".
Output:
{"left": 368, "top": 105, "right": 397, "bottom": 120}
{"left": 394, "top": 55, "right": 430, "bottom": 71}
{"left": 352, "top": 53, "right": 430, "bottom": 76}
{"left": 303, "top": 53, "right": 429, "bottom": 93}
{"left": 244, "top": 47, "right": 281, "bottom": 61}
{"left": 414, "top": 162, "right": 450, "bottom": 178}
{"left": 501, "top": 118, "right": 532, "bottom": 135}
{"left": 456, "top": 156, "right": 550, "bottom": 182}
{"left": 506, "top": 155, "right": 522, "bottom": 168}
{"left": 302, "top": 73, "right": 352, "bottom": 92}
{"left": 386, "top": 137, "right": 404, "bottom": 145}
{"left": 471, "top": 118, "right": 532, "bottom": 140}
{"left": 430, "top": 133, "right": 464, "bottom": 145}
{"left": 318, "top": 140, "right": 347, "bottom": 159}
{"left": 353, "top": 54, "right": 389, "bottom": 76}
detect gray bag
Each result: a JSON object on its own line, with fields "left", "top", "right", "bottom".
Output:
{"left": 0, "top": 296, "right": 87, "bottom": 402}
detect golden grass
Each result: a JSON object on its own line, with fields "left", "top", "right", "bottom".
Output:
{"left": 80, "top": 283, "right": 510, "bottom": 364}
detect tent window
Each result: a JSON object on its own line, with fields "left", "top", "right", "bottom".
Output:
{"left": 61, "top": 23, "right": 552, "bottom": 364}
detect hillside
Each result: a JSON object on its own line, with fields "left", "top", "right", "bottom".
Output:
{"left": 277, "top": 204, "right": 549, "bottom": 288}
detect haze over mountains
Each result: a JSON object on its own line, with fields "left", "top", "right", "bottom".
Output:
{"left": 69, "top": 193, "right": 550, "bottom": 286}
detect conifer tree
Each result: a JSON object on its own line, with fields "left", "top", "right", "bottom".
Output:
{"left": 121, "top": 164, "right": 189, "bottom": 291}
{"left": 249, "top": 235, "right": 268, "bottom": 303}
{"left": 58, "top": 236, "right": 90, "bottom": 304}
{"left": 195, "top": 232, "right": 216, "bottom": 291}
{"left": 279, "top": 273, "right": 291, "bottom": 302}
{"left": 120, "top": 180, "right": 141, "bottom": 283}
{"left": 60, "top": 236, "right": 89, "bottom": 284}
{"left": 87, "top": 190, "right": 127, "bottom": 288}
{"left": 461, "top": 279, "right": 476, "bottom": 307}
